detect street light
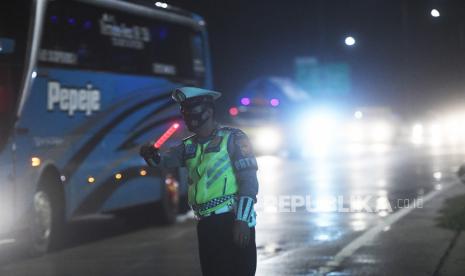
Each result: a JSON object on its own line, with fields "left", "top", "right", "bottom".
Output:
{"left": 345, "top": 36, "right": 356, "bottom": 46}
{"left": 431, "top": 9, "right": 440, "bottom": 18}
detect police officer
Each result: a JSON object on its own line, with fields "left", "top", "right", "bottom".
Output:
{"left": 140, "top": 87, "right": 259, "bottom": 276}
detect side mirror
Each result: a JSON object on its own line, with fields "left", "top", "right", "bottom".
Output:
{"left": 0, "top": 38, "right": 15, "bottom": 54}
{"left": 457, "top": 164, "right": 465, "bottom": 184}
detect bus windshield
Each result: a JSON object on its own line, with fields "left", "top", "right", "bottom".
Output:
{"left": 0, "top": 1, "right": 31, "bottom": 144}
{"left": 40, "top": 0, "right": 207, "bottom": 86}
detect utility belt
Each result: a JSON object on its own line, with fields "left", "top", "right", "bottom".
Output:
{"left": 192, "top": 195, "right": 235, "bottom": 220}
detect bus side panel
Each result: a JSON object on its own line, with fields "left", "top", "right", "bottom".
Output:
{"left": 17, "top": 67, "right": 187, "bottom": 219}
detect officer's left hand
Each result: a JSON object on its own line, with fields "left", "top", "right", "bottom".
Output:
{"left": 233, "top": 220, "right": 250, "bottom": 248}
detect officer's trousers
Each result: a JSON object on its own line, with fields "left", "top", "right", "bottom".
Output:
{"left": 197, "top": 212, "right": 256, "bottom": 276}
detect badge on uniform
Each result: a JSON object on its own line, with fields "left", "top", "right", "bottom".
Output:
{"left": 185, "top": 143, "right": 197, "bottom": 159}
{"left": 236, "top": 136, "right": 253, "bottom": 156}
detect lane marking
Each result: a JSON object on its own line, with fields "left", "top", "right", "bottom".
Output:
{"left": 317, "top": 180, "right": 459, "bottom": 274}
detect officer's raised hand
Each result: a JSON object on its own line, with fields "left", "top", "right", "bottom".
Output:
{"left": 233, "top": 220, "right": 251, "bottom": 248}
{"left": 139, "top": 143, "right": 160, "bottom": 167}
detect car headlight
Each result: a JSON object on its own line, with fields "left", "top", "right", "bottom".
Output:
{"left": 430, "top": 122, "right": 443, "bottom": 146}
{"left": 300, "top": 112, "right": 338, "bottom": 146}
{"left": 411, "top": 123, "right": 424, "bottom": 145}
{"left": 252, "top": 127, "right": 282, "bottom": 153}
{"left": 347, "top": 122, "right": 364, "bottom": 142}
{"left": 371, "top": 122, "right": 393, "bottom": 143}
{"left": 291, "top": 110, "right": 340, "bottom": 156}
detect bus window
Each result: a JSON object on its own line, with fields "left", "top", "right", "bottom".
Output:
{"left": 0, "top": 68, "right": 11, "bottom": 114}
{"left": 40, "top": 0, "right": 207, "bottom": 86}
{"left": 191, "top": 34, "right": 206, "bottom": 79}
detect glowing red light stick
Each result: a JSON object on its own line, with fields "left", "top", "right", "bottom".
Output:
{"left": 153, "top": 123, "right": 180, "bottom": 149}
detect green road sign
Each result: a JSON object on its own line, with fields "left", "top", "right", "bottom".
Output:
{"left": 295, "top": 57, "right": 351, "bottom": 98}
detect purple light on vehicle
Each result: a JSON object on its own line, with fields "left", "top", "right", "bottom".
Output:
{"left": 240, "top": 97, "right": 251, "bottom": 106}
{"left": 51, "top": 16, "right": 58, "bottom": 24}
{"left": 159, "top": 27, "right": 168, "bottom": 40}
{"left": 270, "top": 98, "right": 280, "bottom": 107}
{"left": 68, "top": 18, "right": 76, "bottom": 25}
{"left": 83, "top": 20, "right": 92, "bottom": 29}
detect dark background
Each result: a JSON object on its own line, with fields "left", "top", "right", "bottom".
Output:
{"left": 169, "top": 0, "right": 465, "bottom": 119}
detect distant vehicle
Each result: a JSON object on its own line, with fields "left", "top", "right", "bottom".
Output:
{"left": 407, "top": 110, "right": 465, "bottom": 147}
{"left": 345, "top": 107, "right": 400, "bottom": 144}
{"left": 0, "top": 0, "right": 211, "bottom": 253}
{"left": 229, "top": 77, "right": 310, "bottom": 155}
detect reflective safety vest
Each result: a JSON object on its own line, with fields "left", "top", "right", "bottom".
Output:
{"left": 183, "top": 129, "right": 238, "bottom": 216}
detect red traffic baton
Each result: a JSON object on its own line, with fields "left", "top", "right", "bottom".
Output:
{"left": 153, "top": 123, "right": 180, "bottom": 149}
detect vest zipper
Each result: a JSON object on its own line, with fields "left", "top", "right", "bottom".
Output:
{"left": 199, "top": 144, "right": 205, "bottom": 162}
{"left": 195, "top": 143, "right": 205, "bottom": 204}
{"left": 223, "top": 177, "right": 227, "bottom": 195}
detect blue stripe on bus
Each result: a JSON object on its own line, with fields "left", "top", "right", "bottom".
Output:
{"left": 62, "top": 92, "right": 172, "bottom": 180}
{"left": 73, "top": 166, "right": 161, "bottom": 215}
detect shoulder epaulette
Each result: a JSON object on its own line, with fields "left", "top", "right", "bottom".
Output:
{"left": 183, "top": 134, "right": 196, "bottom": 142}
{"left": 219, "top": 126, "right": 243, "bottom": 135}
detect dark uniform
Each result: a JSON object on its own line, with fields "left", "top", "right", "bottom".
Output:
{"left": 141, "top": 87, "right": 259, "bottom": 276}
{"left": 160, "top": 125, "right": 258, "bottom": 276}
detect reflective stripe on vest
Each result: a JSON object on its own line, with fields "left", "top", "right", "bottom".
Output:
{"left": 184, "top": 129, "right": 238, "bottom": 215}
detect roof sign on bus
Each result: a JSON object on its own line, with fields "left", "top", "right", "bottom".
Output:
{"left": 99, "top": 13, "right": 151, "bottom": 50}
{"left": 47, "top": 81, "right": 101, "bottom": 116}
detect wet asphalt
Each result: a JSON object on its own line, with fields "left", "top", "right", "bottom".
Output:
{"left": 0, "top": 143, "right": 464, "bottom": 276}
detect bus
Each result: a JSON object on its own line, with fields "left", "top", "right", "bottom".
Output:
{"left": 0, "top": 0, "right": 212, "bottom": 254}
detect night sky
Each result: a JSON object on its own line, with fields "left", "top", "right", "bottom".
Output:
{"left": 170, "top": 0, "right": 465, "bottom": 119}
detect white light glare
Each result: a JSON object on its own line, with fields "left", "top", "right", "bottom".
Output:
{"left": 371, "top": 122, "right": 392, "bottom": 143}
{"left": 301, "top": 111, "right": 338, "bottom": 155}
{"left": 347, "top": 122, "right": 364, "bottom": 143}
{"left": 31, "top": 71, "right": 37, "bottom": 79}
{"left": 411, "top": 123, "right": 424, "bottom": 145}
{"left": 354, "top": 110, "right": 363, "bottom": 119}
{"left": 253, "top": 127, "right": 282, "bottom": 154}
{"left": 345, "top": 36, "right": 356, "bottom": 46}
{"left": 431, "top": 9, "right": 440, "bottom": 18}
{"left": 444, "top": 116, "right": 461, "bottom": 143}
{"left": 155, "top": 2, "right": 168, "bottom": 8}
{"left": 430, "top": 123, "right": 442, "bottom": 146}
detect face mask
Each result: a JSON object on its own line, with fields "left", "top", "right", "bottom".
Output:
{"left": 181, "top": 104, "right": 211, "bottom": 132}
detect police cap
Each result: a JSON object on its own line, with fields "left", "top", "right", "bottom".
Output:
{"left": 172, "top": 87, "right": 221, "bottom": 106}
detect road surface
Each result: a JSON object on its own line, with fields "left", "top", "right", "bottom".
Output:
{"left": 0, "top": 143, "right": 464, "bottom": 275}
